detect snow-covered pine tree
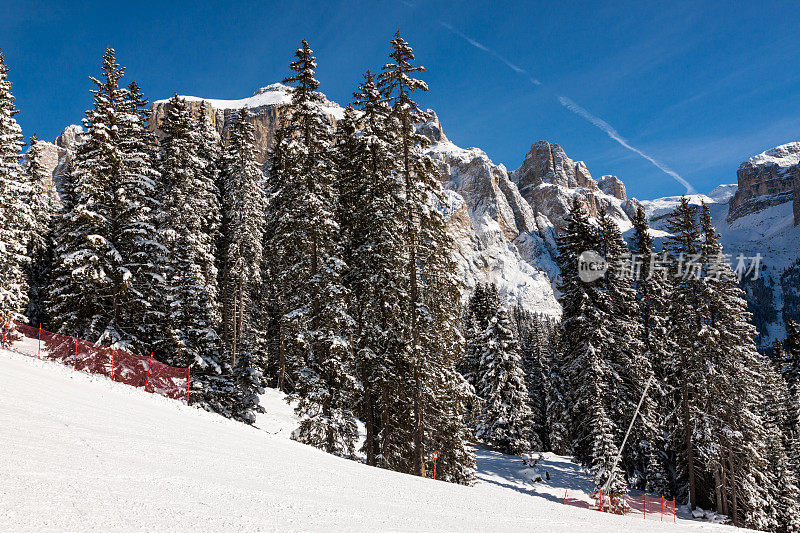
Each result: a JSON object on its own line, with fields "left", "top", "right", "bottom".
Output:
{"left": 696, "top": 203, "right": 800, "bottom": 529}
{"left": 511, "top": 305, "right": 549, "bottom": 452}
{"left": 218, "top": 108, "right": 267, "bottom": 424}
{"left": 0, "top": 50, "right": 33, "bottom": 321}
{"left": 116, "top": 79, "right": 163, "bottom": 354}
{"left": 379, "top": 32, "right": 474, "bottom": 480}
{"left": 23, "top": 134, "right": 57, "bottom": 326}
{"left": 662, "top": 196, "right": 704, "bottom": 508}
{"left": 760, "top": 356, "right": 800, "bottom": 533}
{"left": 782, "top": 320, "right": 800, "bottom": 475}
{"left": 268, "top": 40, "right": 358, "bottom": 456}
{"left": 157, "top": 94, "right": 227, "bottom": 413}
{"left": 462, "top": 283, "right": 500, "bottom": 389}
{"left": 338, "top": 72, "right": 410, "bottom": 467}
{"left": 596, "top": 208, "right": 664, "bottom": 492}
{"left": 629, "top": 206, "right": 672, "bottom": 495}
{"left": 555, "top": 199, "right": 626, "bottom": 490}
{"left": 475, "top": 293, "right": 534, "bottom": 455}
{"left": 544, "top": 318, "right": 570, "bottom": 455}
{"left": 47, "top": 49, "right": 159, "bottom": 353}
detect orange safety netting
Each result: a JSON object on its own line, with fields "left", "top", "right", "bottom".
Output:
{"left": 562, "top": 489, "right": 676, "bottom": 522}
{"left": 1, "top": 318, "right": 189, "bottom": 404}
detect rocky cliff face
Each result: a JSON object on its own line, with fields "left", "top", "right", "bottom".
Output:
{"left": 509, "top": 140, "right": 634, "bottom": 233}
{"left": 149, "top": 84, "right": 344, "bottom": 165}
{"left": 728, "top": 142, "right": 800, "bottom": 223}
{"left": 422, "top": 115, "right": 560, "bottom": 314}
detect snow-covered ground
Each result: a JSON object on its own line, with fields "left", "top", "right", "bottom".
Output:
{"left": 1, "top": 349, "right": 739, "bottom": 532}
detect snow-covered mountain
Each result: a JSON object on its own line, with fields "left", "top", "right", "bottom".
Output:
{"left": 31, "top": 85, "right": 800, "bottom": 340}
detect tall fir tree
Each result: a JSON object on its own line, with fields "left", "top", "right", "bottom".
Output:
{"left": 555, "top": 199, "right": 623, "bottom": 490}
{"left": 511, "top": 306, "right": 549, "bottom": 452}
{"left": 662, "top": 196, "right": 703, "bottom": 508}
{"left": 0, "top": 49, "right": 33, "bottom": 321}
{"left": 629, "top": 206, "right": 672, "bottom": 494}
{"left": 23, "top": 134, "right": 57, "bottom": 326}
{"left": 157, "top": 94, "right": 226, "bottom": 413}
{"left": 267, "top": 40, "right": 358, "bottom": 456}
{"left": 596, "top": 208, "right": 664, "bottom": 492}
{"left": 338, "top": 71, "right": 409, "bottom": 467}
{"left": 379, "top": 32, "right": 474, "bottom": 480}
{"left": 218, "top": 108, "right": 267, "bottom": 423}
{"left": 474, "top": 291, "right": 534, "bottom": 455}
{"left": 47, "top": 49, "right": 160, "bottom": 353}
{"left": 781, "top": 320, "right": 800, "bottom": 474}
{"left": 116, "top": 78, "right": 163, "bottom": 353}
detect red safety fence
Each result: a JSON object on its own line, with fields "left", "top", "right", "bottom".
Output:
{"left": 1, "top": 316, "right": 190, "bottom": 404}
{"left": 562, "top": 488, "right": 676, "bottom": 522}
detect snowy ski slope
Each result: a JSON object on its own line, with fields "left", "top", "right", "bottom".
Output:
{"left": 0, "top": 350, "right": 741, "bottom": 532}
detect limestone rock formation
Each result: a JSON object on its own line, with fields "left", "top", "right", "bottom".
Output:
{"left": 728, "top": 142, "right": 800, "bottom": 222}
{"left": 150, "top": 84, "right": 344, "bottom": 165}
{"left": 598, "top": 175, "right": 626, "bottom": 201}
{"left": 510, "top": 141, "right": 630, "bottom": 232}
{"left": 422, "top": 114, "right": 560, "bottom": 314}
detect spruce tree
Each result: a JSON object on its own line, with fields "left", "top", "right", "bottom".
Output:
{"left": 338, "top": 72, "right": 409, "bottom": 466}
{"left": 629, "top": 206, "right": 672, "bottom": 494}
{"left": 511, "top": 307, "right": 549, "bottom": 451}
{"left": 663, "top": 196, "right": 703, "bottom": 508}
{"left": 267, "top": 40, "right": 357, "bottom": 456}
{"left": 218, "top": 108, "right": 267, "bottom": 423}
{"left": 597, "top": 208, "right": 664, "bottom": 492}
{"left": 0, "top": 49, "right": 33, "bottom": 321}
{"left": 23, "top": 134, "right": 56, "bottom": 326}
{"left": 782, "top": 320, "right": 800, "bottom": 474}
{"left": 475, "top": 295, "right": 534, "bottom": 455}
{"left": 47, "top": 49, "right": 160, "bottom": 353}
{"left": 158, "top": 94, "right": 226, "bottom": 413}
{"left": 378, "top": 32, "right": 474, "bottom": 480}
{"left": 116, "top": 78, "right": 163, "bottom": 353}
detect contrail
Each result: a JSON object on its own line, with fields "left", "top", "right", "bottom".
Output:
{"left": 433, "top": 17, "right": 694, "bottom": 193}
{"left": 440, "top": 22, "right": 542, "bottom": 86}
{"left": 558, "top": 96, "right": 696, "bottom": 194}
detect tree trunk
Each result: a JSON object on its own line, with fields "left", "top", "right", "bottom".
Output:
{"left": 728, "top": 450, "right": 738, "bottom": 527}
{"left": 278, "top": 328, "right": 286, "bottom": 392}
{"left": 231, "top": 281, "right": 239, "bottom": 368}
{"left": 382, "top": 384, "right": 391, "bottom": 466}
{"left": 682, "top": 349, "right": 696, "bottom": 508}
{"left": 714, "top": 465, "right": 723, "bottom": 515}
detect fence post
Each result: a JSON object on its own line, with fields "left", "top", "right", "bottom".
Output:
{"left": 661, "top": 495, "right": 664, "bottom": 521}
{"left": 110, "top": 347, "right": 115, "bottom": 381}
{"left": 186, "top": 366, "right": 191, "bottom": 405}
{"left": 37, "top": 323, "right": 41, "bottom": 359}
{"left": 673, "top": 497, "right": 676, "bottom": 523}
{"left": 563, "top": 490, "right": 567, "bottom": 505}
{"left": 144, "top": 353, "right": 153, "bottom": 392}
{"left": 74, "top": 333, "right": 78, "bottom": 370}
{"left": 643, "top": 493, "right": 646, "bottom": 520}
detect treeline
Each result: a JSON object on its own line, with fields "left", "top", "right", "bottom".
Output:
{"left": 0, "top": 37, "right": 474, "bottom": 483}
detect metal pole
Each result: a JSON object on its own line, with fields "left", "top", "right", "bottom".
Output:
{"left": 602, "top": 376, "right": 653, "bottom": 494}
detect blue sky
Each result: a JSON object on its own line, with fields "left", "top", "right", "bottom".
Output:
{"left": 5, "top": 0, "right": 800, "bottom": 200}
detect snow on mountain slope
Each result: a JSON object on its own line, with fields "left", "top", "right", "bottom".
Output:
{"left": 152, "top": 83, "right": 345, "bottom": 119}
{"left": 1, "top": 350, "right": 736, "bottom": 532}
